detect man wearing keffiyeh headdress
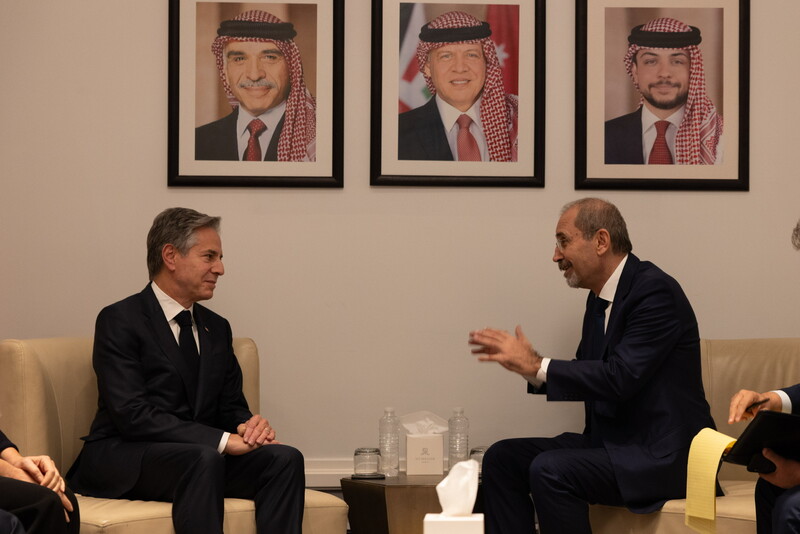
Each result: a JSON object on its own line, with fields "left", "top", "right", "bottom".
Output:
{"left": 195, "top": 10, "right": 316, "bottom": 162}
{"left": 398, "top": 11, "right": 518, "bottom": 162}
{"left": 605, "top": 17, "right": 723, "bottom": 165}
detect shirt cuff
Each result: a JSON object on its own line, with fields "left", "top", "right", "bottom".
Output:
{"left": 525, "top": 357, "right": 550, "bottom": 387}
{"left": 774, "top": 390, "right": 792, "bottom": 413}
{"left": 218, "top": 432, "right": 230, "bottom": 454}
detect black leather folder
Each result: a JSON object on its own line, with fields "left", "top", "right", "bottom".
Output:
{"left": 723, "top": 410, "right": 800, "bottom": 473}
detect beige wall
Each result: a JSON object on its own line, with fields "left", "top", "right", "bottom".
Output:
{"left": 2, "top": 0, "right": 800, "bottom": 484}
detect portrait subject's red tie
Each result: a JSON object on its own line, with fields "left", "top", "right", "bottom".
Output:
{"left": 456, "top": 114, "right": 481, "bottom": 162}
{"left": 648, "top": 120, "right": 673, "bottom": 165}
{"left": 244, "top": 119, "right": 267, "bottom": 161}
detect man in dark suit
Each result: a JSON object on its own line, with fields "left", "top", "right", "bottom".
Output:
{"left": 726, "top": 219, "right": 800, "bottom": 534}
{"left": 469, "top": 197, "right": 714, "bottom": 534}
{"left": 195, "top": 10, "right": 316, "bottom": 162}
{"left": 605, "top": 17, "right": 723, "bottom": 165}
{"left": 67, "top": 207, "right": 305, "bottom": 534}
{"left": 398, "top": 10, "right": 518, "bottom": 162}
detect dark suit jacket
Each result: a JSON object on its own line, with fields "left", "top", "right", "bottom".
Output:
{"left": 398, "top": 98, "right": 454, "bottom": 161}
{"left": 0, "top": 430, "right": 15, "bottom": 452}
{"left": 605, "top": 108, "right": 644, "bottom": 164}
{"left": 67, "top": 285, "right": 252, "bottom": 497}
{"left": 195, "top": 108, "right": 284, "bottom": 161}
{"left": 783, "top": 385, "right": 800, "bottom": 414}
{"left": 530, "top": 253, "right": 714, "bottom": 513}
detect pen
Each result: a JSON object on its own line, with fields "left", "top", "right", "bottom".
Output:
{"left": 746, "top": 398, "right": 768, "bottom": 412}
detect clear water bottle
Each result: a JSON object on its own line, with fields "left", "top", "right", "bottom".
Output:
{"left": 448, "top": 407, "right": 469, "bottom": 470}
{"left": 378, "top": 407, "right": 400, "bottom": 476}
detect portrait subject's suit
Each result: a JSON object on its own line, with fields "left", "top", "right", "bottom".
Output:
{"left": 397, "top": 98, "right": 454, "bottom": 161}
{"left": 483, "top": 253, "right": 714, "bottom": 533}
{"left": 67, "top": 285, "right": 304, "bottom": 534}
{"left": 195, "top": 108, "right": 284, "bottom": 161}
{"left": 604, "top": 108, "right": 645, "bottom": 164}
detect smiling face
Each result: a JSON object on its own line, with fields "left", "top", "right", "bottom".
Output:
{"left": 225, "top": 40, "right": 290, "bottom": 116}
{"left": 631, "top": 48, "right": 691, "bottom": 115}
{"left": 170, "top": 227, "right": 225, "bottom": 307}
{"left": 423, "top": 42, "right": 486, "bottom": 112}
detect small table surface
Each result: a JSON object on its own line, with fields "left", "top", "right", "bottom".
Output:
{"left": 340, "top": 474, "right": 482, "bottom": 534}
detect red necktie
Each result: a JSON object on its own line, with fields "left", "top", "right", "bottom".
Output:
{"left": 648, "top": 120, "right": 673, "bottom": 165}
{"left": 456, "top": 114, "right": 481, "bottom": 161}
{"left": 244, "top": 119, "right": 267, "bottom": 161}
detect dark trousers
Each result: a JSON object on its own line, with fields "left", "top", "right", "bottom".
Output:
{"left": 756, "top": 477, "right": 800, "bottom": 534}
{"left": 0, "top": 477, "right": 79, "bottom": 534}
{"left": 124, "top": 443, "right": 305, "bottom": 534}
{"left": 482, "top": 432, "right": 625, "bottom": 534}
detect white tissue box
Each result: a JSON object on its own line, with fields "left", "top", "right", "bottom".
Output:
{"left": 406, "top": 434, "right": 443, "bottom": 475}
{"left": 423, "top": 513, "right": 484, "bottom": 534}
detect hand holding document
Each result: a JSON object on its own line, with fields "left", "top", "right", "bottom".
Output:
{"left": 686, "top": 411, "right": 800, "bottom": 533}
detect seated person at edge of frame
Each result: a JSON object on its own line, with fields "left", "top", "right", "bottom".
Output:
{"left": 726, "top": 218, "right": 800, "bottom": 534}
{"left": 195, "top": 10, "right": 316, "bottom": 162}
{"left": 0, "top": 427, "right": 80, "bottom": 534}
{"left": 66, "top": 207, "right": 305, "bottom": 534}
{"left": 605, "top": 17, "right": 723, "bottom": 165}
{"left": 398, "top": 10, "right": 518, "bottom": 162}
{"left": 469, "top": 197, "right": 715, "bottom": 534}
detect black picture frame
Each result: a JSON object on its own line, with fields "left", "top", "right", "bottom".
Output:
{"left": 168, "top": 0, "right": 344, "bottom": 187}
{"left": 370, "top": 1, "right": 546, "bottom": 187}
{"left": 575, "top": 0, "right": 749, "bottom": 191}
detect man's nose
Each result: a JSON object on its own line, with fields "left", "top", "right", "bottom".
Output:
{"left": 553, "top": 246, "right": 563, "bottom": 263}
{"left": 213, "top": 259, "right": 225, "bottom": 276}
{"left": 246, "top": 58, "right": 265, "bottom": 79}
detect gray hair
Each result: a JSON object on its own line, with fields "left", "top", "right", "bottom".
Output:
{"left": 146, "top": 207, "right": 221, "bottom": 279}
{"left": 561, "top": 198, "right": 633, "bottom": 255}
{"left": 793, "top": 219, "right": 800, "bottom": 251}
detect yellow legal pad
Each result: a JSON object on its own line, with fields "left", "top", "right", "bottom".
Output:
{"left": 685, "top": 428, "right": 736, "bottom": 534}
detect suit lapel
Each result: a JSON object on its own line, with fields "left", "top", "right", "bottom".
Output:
{"left": 604, "top": 253, "right": 640, "bottom": 350}
{"left": 420, "top": 99, "right": 455, "bottom": 160}
{"left": 141, "top": 285, "right": 199, "bottom": 411}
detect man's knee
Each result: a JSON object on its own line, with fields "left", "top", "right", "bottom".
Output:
{"left": 483, "top": 439, "right": 517, "bottom": 472}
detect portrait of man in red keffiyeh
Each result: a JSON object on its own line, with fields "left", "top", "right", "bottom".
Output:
{"left": 605, "top": 16, "right": 723, "bottom": 166}
{"left": 195, "top": 10, "right": 316, "bottom": 162}
{"left": 398, "top": 10, "right": 518, "bottom": 162}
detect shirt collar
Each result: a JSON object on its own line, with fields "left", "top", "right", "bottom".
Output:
{"left": 151, "top": 281, "right": 193, "bottom": 323}
{"left": 235, "top": 100, "right": 287, "bottom": 138}
{"left": 597, "top": 254, "right": 629, "bottom": 303}
{"left": 434, "top": 95, "right": 482, "bottom": 132}
{"left": 641, "top": 104, "right": 685, "bottom": 132}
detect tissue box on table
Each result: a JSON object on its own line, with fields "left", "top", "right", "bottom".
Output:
{"left": 423, "top": 513, "right": 484, "bottom": 534}
{"left": 406, "top": 434, "right": 443, "bottom": 475}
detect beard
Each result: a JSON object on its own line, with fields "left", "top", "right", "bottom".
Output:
{"left": 641, "top": 81, "right": 689, "bottom": 111}
{"left": 558, "top": 260, "right": 581, "bottom": 288}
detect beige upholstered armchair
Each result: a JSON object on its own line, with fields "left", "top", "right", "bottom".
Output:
{"left": 0, "top": 337, "right": 348, "bottom": 534}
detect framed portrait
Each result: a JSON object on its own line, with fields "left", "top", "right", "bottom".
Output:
{"left": 575, "top": 0, "right": 749, "bottom": 190}
{"left": 168, "top": 0, "right": 343, "bottom": 187}
{"left": 370, "top": 0, "right": 545, "bottom": 187}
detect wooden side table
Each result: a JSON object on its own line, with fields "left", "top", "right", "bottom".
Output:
{"left": 340, "top": 474, "right": 483, "bottom": 534}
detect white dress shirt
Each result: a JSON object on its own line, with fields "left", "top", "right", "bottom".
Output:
{"left": 151, "top": 281, "right": 230, "bottom": 453}
{"left": 434, "top": 95, "right": 489, "bottom": 161}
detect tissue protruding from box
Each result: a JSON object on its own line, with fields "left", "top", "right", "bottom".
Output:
{"left": 423, "top": 513, "right": 484, "bottom": 534}
{"left": 406, "top": 434, "right": 443, "bottom": 475}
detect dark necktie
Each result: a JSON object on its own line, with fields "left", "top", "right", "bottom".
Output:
{"left": 591, "top": 296, "right": 609, "bottom": 360}
{"left": 648, "top": 120, "right": 673, "bottom": 164}
{"left": 244, "top": 119, "right": 267, "bottom": 161}
{"left": 175, "top": 310, "right": 199, "bottom": 396}
{"left": 456, "top": 114, "right": 481, "bottom": 161}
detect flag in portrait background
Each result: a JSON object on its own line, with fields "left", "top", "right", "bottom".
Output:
{"left": 486, "top": 4, "right": 519, "bottom": 95}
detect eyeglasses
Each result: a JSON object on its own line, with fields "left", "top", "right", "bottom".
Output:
{"left": 555, "top": 235, "right": 571, "bottom": 253}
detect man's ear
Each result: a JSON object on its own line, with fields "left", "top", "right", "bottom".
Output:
{"left": 595, "top": 229, "right": 611, "bottom": 256}
{"left": 162, "top": 244, "right": 178, "bottom": 272}
{"left": 423, "top": 61, "right": 431, "bottom": 79}
{"left": 630, "top": 61, "right": 640, "bottom": 88}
